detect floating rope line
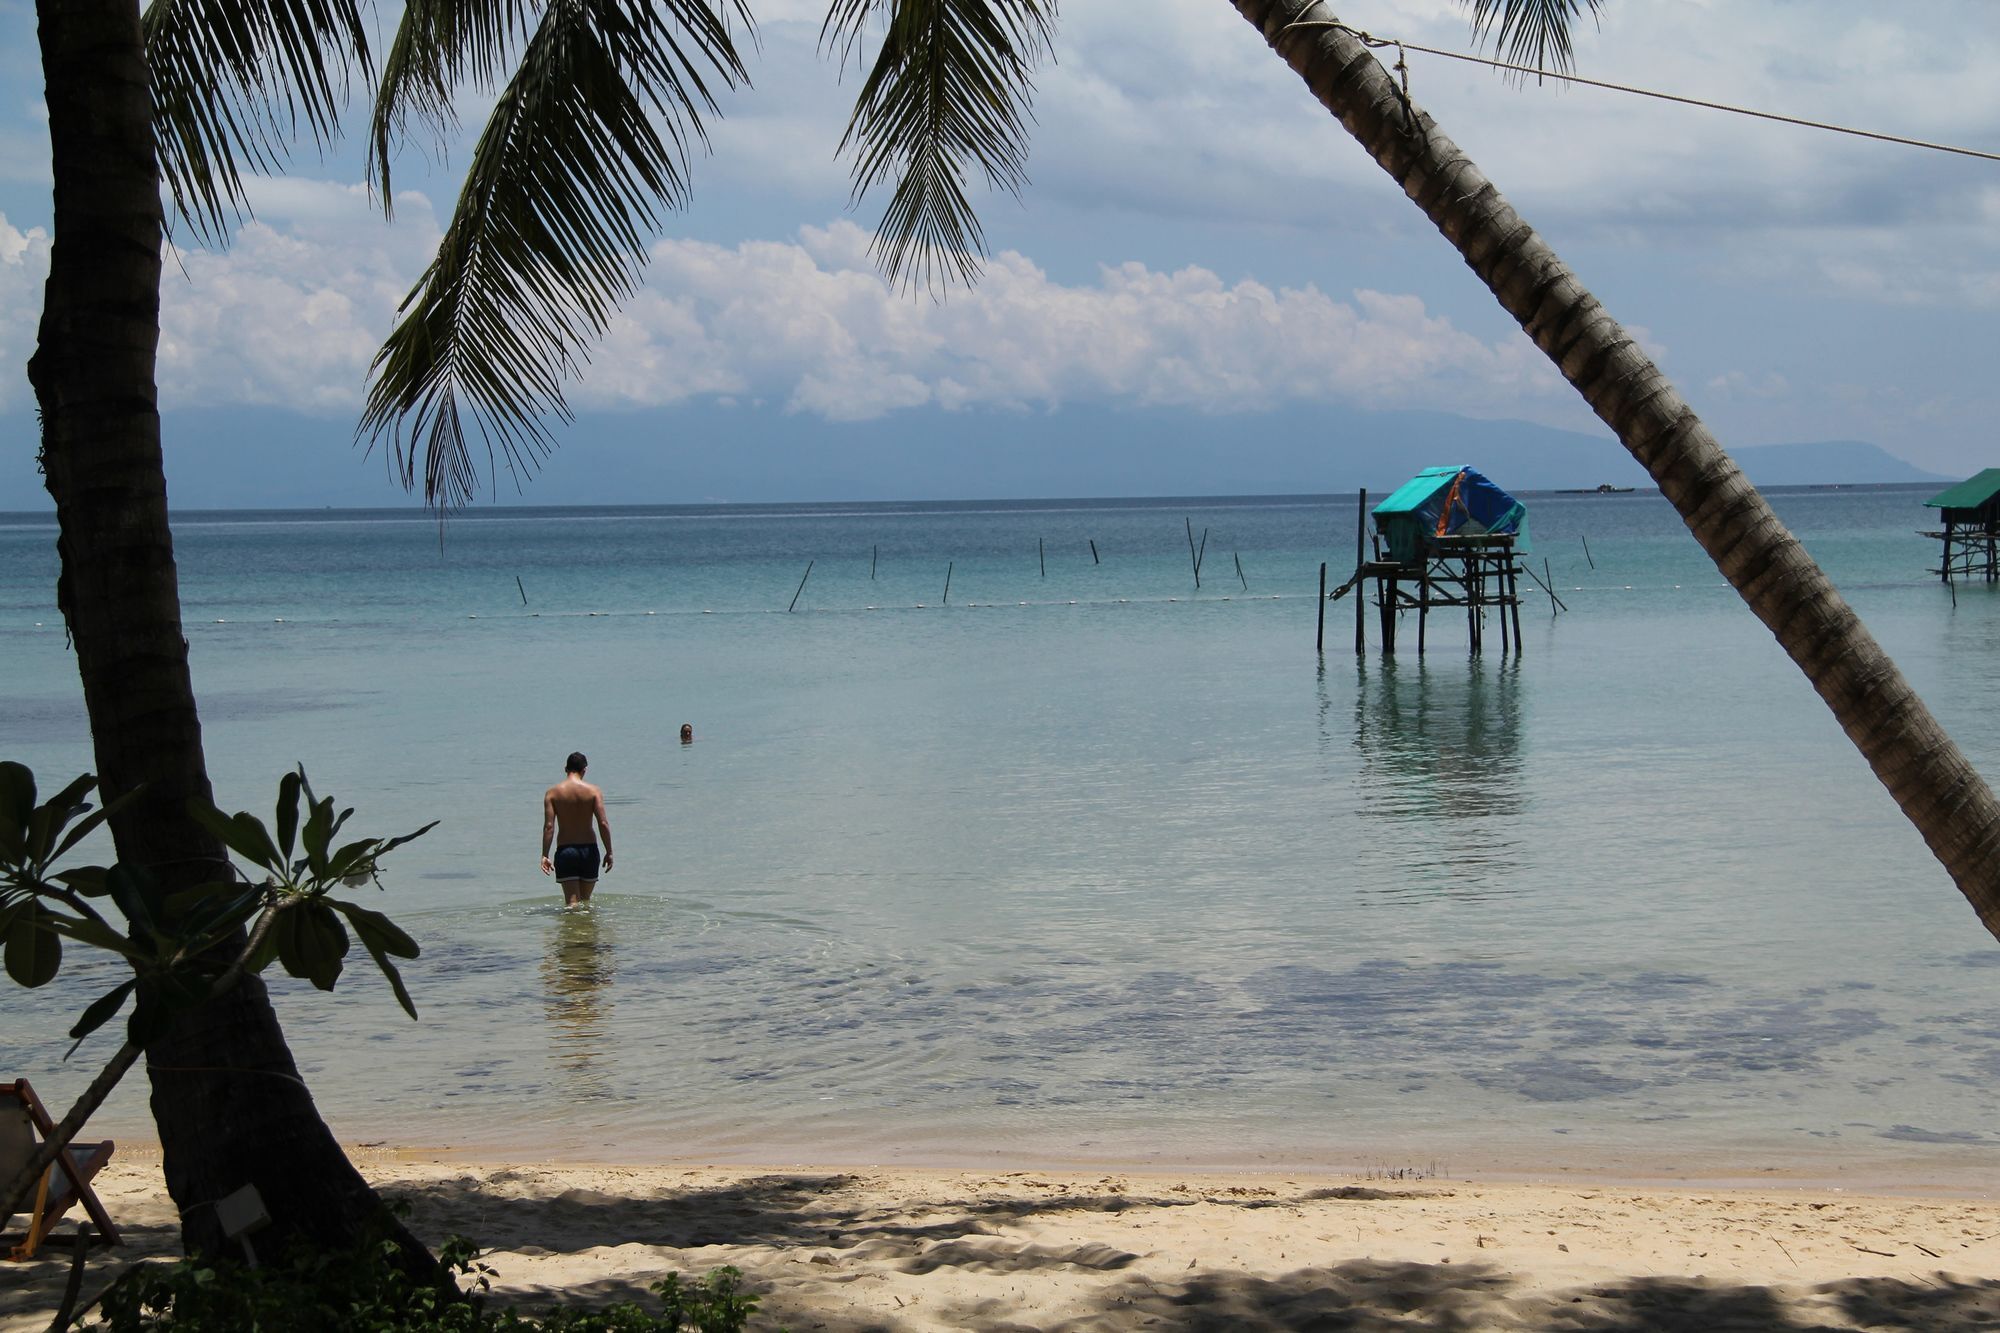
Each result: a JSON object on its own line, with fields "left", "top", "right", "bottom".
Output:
{"left": 165, "top": 593, "right": 1302, "bottom": 628}
{"left": 1278, "top": 19, "right": 2000, "bottom": 164}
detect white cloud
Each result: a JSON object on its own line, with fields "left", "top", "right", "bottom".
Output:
{"left": 55, "top": 187, "right": 1566, "bottom": 425}
{"left": 678, "top": 0, "right": 2000, "bottom": 318}
{"left": 577, "top": 220, "right": 1564, "bottom": 421}
{"left": 1707, "top": 369, "right": 1791, "bottom": 400}
{"left": 154, "top": 184, "right": 441, "bottom": 412}
{"left": 0, "top": 213, "right": 50, "bottom": 410}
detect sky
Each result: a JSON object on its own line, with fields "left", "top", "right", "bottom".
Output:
{"left": 1, "top": 0, "right": 1998, "bottom": 506}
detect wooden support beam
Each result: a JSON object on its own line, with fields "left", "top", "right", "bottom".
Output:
{"left": 1354, "top": 490, "right": 1367, "bottom": 656}
{"left": 1417, "top": 563, "right": 1429, "bottom": 656}
{"left": 1508, "top": 558, "right": 1524, "bottom": 653}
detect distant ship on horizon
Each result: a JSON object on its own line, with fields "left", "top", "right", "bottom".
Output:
{"left": 1555, "top": 482, "right": 1638, "bottom": 495}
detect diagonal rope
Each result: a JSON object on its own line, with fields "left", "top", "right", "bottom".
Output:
{"left": 1279, "top": 19, "right": 2000, "bottom": 164}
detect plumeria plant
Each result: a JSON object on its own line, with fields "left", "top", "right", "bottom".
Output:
{"left": 0, "top": 760, "right": 433, "bottom": 1215}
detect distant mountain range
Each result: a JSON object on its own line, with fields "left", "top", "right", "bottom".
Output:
{"left": 1721, "top": 440, "right": 1949, "bottom": 487}
{"left": 464, "top": 402, "right": 1953, "bottom": 502}
{"left": 0, "top": 402, "right": 1958, "bottom": 508}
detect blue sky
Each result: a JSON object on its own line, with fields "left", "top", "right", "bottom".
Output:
{"left": 2, "top": 0, "right": 1998, "bottom": 506}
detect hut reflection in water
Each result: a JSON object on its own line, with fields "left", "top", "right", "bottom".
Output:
{"left": 1346, "top": 658, "right": 1525, "bottom": 902}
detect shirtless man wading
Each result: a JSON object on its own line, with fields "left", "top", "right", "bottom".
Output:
{"left": 541, "top": 751, "right": 613, "bottom": 906}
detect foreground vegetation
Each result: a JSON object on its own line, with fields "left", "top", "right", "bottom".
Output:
{"left": 81, "top": 1233, "right": 761, "bottom": 1332}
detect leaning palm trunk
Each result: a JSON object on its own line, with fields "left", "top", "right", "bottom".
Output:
{"left": 1234, "top": 0, "right": 2000, "bottom": 936}
{"left": 31, "top": 0, "right": 433, "bottom": 1270}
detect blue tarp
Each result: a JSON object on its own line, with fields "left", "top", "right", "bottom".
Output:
{"left": 1372, "top": 466, "right": 1529, "bottom": 565}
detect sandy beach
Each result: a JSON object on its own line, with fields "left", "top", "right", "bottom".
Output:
{"left": 7, "top": 1149, "right": 2000, "bottom": 1330}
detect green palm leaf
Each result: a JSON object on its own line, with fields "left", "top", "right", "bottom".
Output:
{"left": 144, "top": 0, "right": 373, "bottom": 241}
{"left": 824, "top": 0, "right": 1054, "bottom": 292}
{"left": 1466, "top": 0, "right": 1604, "bottom": 75}
{"left": 367, "top": 0, "right": 537, "bottom": 212}
{"left": 360, "top": 0, "right": 751, "bottom": 509}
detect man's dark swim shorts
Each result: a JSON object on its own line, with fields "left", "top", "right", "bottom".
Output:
{"left": 552, "top": 843, "right": 601, "bottom": 880}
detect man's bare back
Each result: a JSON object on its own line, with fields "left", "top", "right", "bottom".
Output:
{"left": 541, "top": 751, "right": 612, "bottom": 906}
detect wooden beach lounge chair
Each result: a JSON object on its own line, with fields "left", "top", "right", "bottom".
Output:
{"left": 1, "top": 1079, "right": 120, "bottom": 1260}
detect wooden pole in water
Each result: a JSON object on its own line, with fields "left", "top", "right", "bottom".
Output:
{"left": 1541, "top": 557, "right": 1562, "bottom": 614}
{"left": 1417, "top": 562, "right": 1429, "bottom": 655}
{"left": 1477, "top": 558, "right": 1489, "bottom": 653}
{"left": 1196, "top": 527, "right": 1208, "bottom": 577}
{"left": 1466, "top": 557, "right": 1479, "bottom": 653}
{"left": 788, "top": 560, "right": 814, "bottom": 612}
{"left": 1497, "top": 554, "right": 1510, "bottom": 655}
{"left": 516, "top": 576, "right": 527, "bottom": 606}
{"left": 1354, "top": 489, "right": 1367, "bottom": 656}
{"left": 871, "top": 545, "right": 878, "bottom": 580}
{"left": 1508, "top": 557, "right": 1523, "bottom": 651}
{"left": 943, "top": 561, "right": 953, "bottom": 605}
{"left": 1317, "top": 562, "right": 1326, "bottom": 653}
{"left": 1234, "top": 552, "right": 1247, "bottom": 591}
{"left": 1039, "top": 537, "right": 1045, "bottom": 578}
{"left": 1355, "top": 569, "right": 1366, "bottom": 655}
{"left": 1581, "top": 534, "right": 1596, "bottom": 570}
{"left": 1090, "top": 539, "right": 1100, "bottom": 565}
{"left": 1186, "top": 518, "right": 1201, "bottom": 589}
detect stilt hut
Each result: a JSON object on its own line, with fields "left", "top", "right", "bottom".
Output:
{"left": 1344, "top": 466, "right": 1529, "bottom": 655}
{"left": 1923, "top": 469, "right": 2000, "bottom": 583}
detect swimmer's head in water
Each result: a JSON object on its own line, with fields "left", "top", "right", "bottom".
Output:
{"left": 679, "top": 724, "right": 693, "bottom": 743}
{"left": 565, "top": 751, "right": 588, "bottom": 774}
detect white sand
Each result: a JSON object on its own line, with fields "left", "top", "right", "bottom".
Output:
{"left": 8, "top": 1149, "right": 2000, "bottom": 1330}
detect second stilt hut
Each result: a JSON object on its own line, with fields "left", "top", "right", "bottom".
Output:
{"left": 1922, "top": 469, "right": 2000, "bottom": 584}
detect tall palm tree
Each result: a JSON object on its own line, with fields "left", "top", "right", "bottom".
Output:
{"left": 27, "top": 0, "right": 2000, "bottom": 1263}
{"left": 30, "top": 0, "right": 447, "bottom": 1265}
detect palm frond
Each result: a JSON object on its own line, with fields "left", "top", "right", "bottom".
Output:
{"left": 358, "top": 0, "right": 751, "bottom": 510}
{"left": 367, "top": 0, "right": 536, "bottom": 213}
{"left": 1464, "top": 0, "right": 1603, "bottom": 75}
{"left": 823, "top": 0, "right": 1055, "bottom": 292}
{"left": 144, "top": 0, "right": 373, "bottom": 242}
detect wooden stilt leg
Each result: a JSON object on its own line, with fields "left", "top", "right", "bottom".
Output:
{"left": 1417, "top": 565, "right": 1429, "bottom": 656}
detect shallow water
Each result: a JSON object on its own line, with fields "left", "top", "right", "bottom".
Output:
{"left": 6, "top": 486, "right": 2000, "bottom": 1179}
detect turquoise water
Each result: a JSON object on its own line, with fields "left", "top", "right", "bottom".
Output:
{"left": 6, "top": 487, "right": 2000, "bottom": 1181}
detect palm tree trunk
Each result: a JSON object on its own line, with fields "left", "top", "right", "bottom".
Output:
{"left": 30, "top": 0, "right": 434, "bottom": 1271}
{"left": 1233, "top": 0, "right": 2000, "bottom": 935}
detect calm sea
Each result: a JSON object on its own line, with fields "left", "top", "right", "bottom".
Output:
{"left": 6, "top": 486, "right": 2000, "bottom": 1184}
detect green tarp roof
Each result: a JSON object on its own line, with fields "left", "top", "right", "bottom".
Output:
{"left": 1373, "top": 466, "right": 1466, "bottom": 514}
{"left": 1926, "top": 469, "right": 2000, "bottom": 511}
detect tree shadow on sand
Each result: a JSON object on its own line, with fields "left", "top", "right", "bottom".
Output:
{"left": 370, "top": 1173, "right": 2000, "bottom": 1332}
{"left": 1049, "top": 1263, "right": 1997, "bottom": 1331}
{"left": 378, "top": 1172, "right": 1449, "bottom": 1255}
